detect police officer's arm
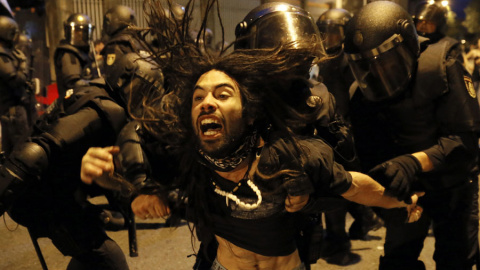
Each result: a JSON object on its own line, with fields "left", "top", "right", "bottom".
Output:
{"left": 115, "top": 121, "right": 171, "bottom": 219}
{"left": 81, "top": 145, "right": 171, "bottom": 219}
{"left": 1, "top": 106, "right": 112, "bottom": 214}
{"left": 56, "top": 51, "right": 89, "bottom": 90}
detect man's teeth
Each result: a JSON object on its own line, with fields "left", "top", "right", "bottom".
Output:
{"left": 204, "top": 130, "right": 219, "bottom": 136}
{"left": 201, "top": 118, "right": 219, "bottom": 125}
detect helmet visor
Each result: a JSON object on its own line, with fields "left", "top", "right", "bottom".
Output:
{"left": 347, "top": 36, "right": 415, "bottom": 101}
{"left": 68, "top": 24, "right": 94, "bottom": 47}
{"left": 248, "top": 12, "right": 321, "bottom": 50}
{"left": 317, "top": 23, "right": 344, "bottom": 52}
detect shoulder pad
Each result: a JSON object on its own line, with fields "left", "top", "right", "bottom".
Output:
{"left": 54, "top": 44, "right": 89, "bottom": 62}
{"left": 415, "top": 40, "right": 451, "bottom": 98}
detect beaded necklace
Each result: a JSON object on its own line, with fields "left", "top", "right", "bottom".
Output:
{"left": 211, "top": 148, "right": 263, "bottom": 210}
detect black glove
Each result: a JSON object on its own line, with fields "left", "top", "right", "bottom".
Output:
{"left": 368, "top": 154, "right": 422, "bottom": 204}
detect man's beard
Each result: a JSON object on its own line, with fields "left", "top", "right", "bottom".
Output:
{"left": 196, "top": 125, "right": 258, "bottom": 172}
{"left": 197, "top": 129, "right": 245, "bottom": 159}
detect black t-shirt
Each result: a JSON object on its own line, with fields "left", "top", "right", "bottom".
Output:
{"left": 208, "top": 133, "right": 352, "bottom": 256}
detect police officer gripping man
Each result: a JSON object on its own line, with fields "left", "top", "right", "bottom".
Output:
{"left": 344, "top": 1, "right": 480, "bottom": 269}
{"left": 0, "top": 52, "right": 165, "bottom": 269}
{"left": 54, "top": 13, "right": 97, "bottom": 99}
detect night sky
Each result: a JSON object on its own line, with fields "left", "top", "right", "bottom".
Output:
{"left": 451, "top": 0, "right": 472, "bottom": 19}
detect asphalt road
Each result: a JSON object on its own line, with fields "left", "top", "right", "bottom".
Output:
{"left": 0, "top": 196, "right": 439, "bottom": 270}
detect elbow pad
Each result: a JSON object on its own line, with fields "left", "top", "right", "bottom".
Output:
{"left": 8, "top": 142, "right": 49, "bottom": 178}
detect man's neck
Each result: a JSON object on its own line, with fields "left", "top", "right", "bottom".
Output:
{"left": 214, "top": 137, "right": 264, "bottom": 183}
{"left": 215, "top": 158, "right": 250, "bottom": 183}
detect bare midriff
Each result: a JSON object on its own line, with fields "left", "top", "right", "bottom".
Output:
{"left": 215, "top": 235, "right": 301, "bottom": 270}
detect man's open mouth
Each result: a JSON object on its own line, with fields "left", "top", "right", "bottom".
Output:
{"left": 200, "top": 118, "right": 223, "bottom": 136}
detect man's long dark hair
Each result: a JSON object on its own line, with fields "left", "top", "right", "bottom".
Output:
{"left": 143, "top": 0, "right": 327, "bottom": 259}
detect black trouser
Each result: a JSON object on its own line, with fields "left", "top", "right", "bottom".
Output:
{"left": 379, "top": 178, "right": 479, "bottom": 270}
{"left": 8, "top": 185, "right": 129, "bottom": 270}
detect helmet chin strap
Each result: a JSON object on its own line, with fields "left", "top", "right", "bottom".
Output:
{"left": 197, "top": 128, "right": 258, "bottom": 172}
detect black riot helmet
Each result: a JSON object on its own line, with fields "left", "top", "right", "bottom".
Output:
{"left": 316, "top": 8, "right": 352, "bottom": 54}
{"left": 105, "top": 52, "right": 164, "bottom": 116}
{"left": 0, "top": 16, "right": 18, "bottom": 48}
{"left": 64, "top": 13, "right": 94, "bottom": 48}
{"left": 103, "top": 5, "right": 136, "bottom": 37}
{"left": 234, "top": 2, "right": 322, "bottom": 53}
{"left": 414, "top": 1, "right": 448, "bottom": 42}
{"left": 344, "top": 1, "right": 419, "bottom": 102}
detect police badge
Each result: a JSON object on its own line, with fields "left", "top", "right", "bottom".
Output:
{"left": 464, "top": 76, "right": 477, "bottom": 98}
{"left": 106, "top": 54, "right": 116, "bottom": 66}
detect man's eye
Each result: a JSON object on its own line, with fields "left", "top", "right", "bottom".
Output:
{"left": 193, "top": 96, "right": 204, "bottom": 101}
{"left": 218, "top": 94, "right": 230, "bottom": 99}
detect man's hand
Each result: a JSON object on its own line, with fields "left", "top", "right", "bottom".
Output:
{"left": 81, "top": 146, "right": 119, "bottom": 184}
{"left": 368, "top": 154, "right": 422, "bottom": 204}
{"left": 404, "top": 192, "right": 424, "bottom": 223}
{"left": 285, "top": 194, "right": 309, "bottom": 212}
{"left": 132, "top": 194, "right": 171, "bottom": 219}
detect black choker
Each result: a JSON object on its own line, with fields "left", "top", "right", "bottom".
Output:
{"left": 198, "top": 129, "right": 258, "bottom": 172}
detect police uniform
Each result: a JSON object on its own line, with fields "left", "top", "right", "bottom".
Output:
{"left": 350, "top": 38, "right": 480, "bottom": 270}
{"left": 102, "top": 30, "right": 147, "bottom": 70}
{"left": 6, "top": 79, "right": 129, "bottom": 270}
{"left": 54, "top": 40, "right": 95, "bottom": 98}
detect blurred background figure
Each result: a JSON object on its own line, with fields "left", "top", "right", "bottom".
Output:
{"left": 464, "top": 36, "right": 480, "bottom": 100}
{"left": 54, "top": 13, "right": 96, "bottom": 99}
{"left": 0, "top": 16, "right": 31, "bottom": 155}
{"left": 14, "top": 32, "right": 38, "bottom": 129}
{"left": 413, "top": 0, "right": 461, "bottom": 57}
{"left": 190, "top": 28, "right": 215, "bottom": 56}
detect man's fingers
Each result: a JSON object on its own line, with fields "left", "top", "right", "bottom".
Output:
{"left": 85, "top": 146, "right": 117, "bottom": 162}
{"left": 407, "top": 206, "right": 423, "bottom": 223}
{"left": 132, "top": 195, "right": 170, "bottom": 219}
{"left": 105, "top": 146, "right": 120, "bottom": 155}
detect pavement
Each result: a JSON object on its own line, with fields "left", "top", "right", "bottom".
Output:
{"left": 0, "top": 196, "right": 440, "bottom": 270}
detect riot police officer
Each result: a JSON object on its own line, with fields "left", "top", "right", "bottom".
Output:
{"left": 316, "top": 8, "right": 384, "bottom": 265}
{"left": 54, "top": 13, "right": 96, "bottom": 99}
{"left": 101, "top": 5, "right": 148, "bottom": 71}
{"left": 0, "top": 51, "right": 165, "bottom": 269}
{"left": 344, "top": 1, "right": 480, "bottom": 269}
{"left": 14, "top": 33, "right": 38, "bottom": 129}
{"left": 0, "top": 16, "right": 30, "bottom": 155}
{"left": 316, "top": 8, "right": 353, "bottom": 117}
{"left": 414, "top": 1, "right": 449, "bottom": 44}
{"left": 413, "top": 1, "right": 463, "bottom": 61}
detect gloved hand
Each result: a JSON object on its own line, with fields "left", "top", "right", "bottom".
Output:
{"left": 368, "top": 154, "right": 422, "bottom": 204}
